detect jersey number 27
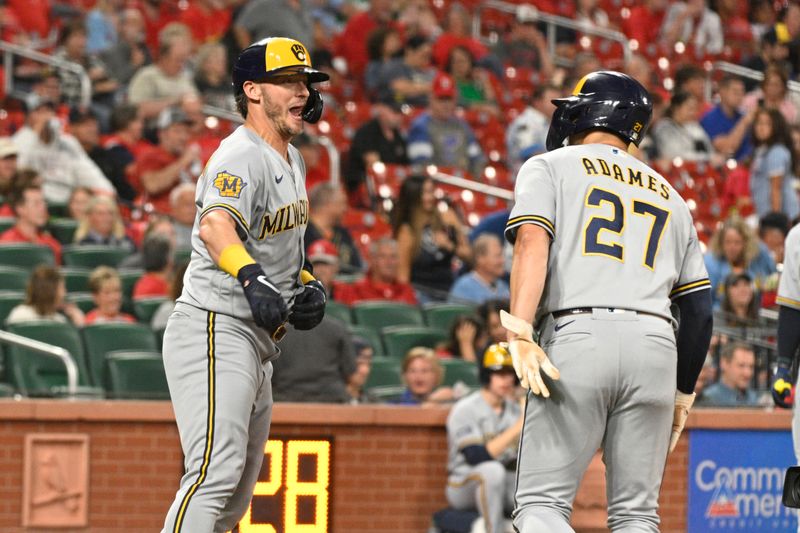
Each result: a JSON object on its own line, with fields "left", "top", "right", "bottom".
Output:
{"left": 582, "top": 186, "right": 671, "bottom": 270}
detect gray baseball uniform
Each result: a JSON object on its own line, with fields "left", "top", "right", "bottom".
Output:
{"left": 446, "top": 391, "right": 520, "bottom": 533}
{"left": 505, "top": 144, "right": 710, "bottom": 532}
{"left": 162, "top": 125, "right": 309, "bottom": 533}
{"left": 778, "top": 225, "right": 800, "bottom": 461}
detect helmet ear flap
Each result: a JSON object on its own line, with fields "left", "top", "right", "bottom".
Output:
{"left": 545, "top": 102, "right": 577, "bottom": 152}
{"left": 302, "top": 86, "right": 324, "bottom": 123}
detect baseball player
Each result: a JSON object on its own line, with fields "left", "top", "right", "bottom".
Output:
{"left": 161, "top": 37, "right": 328, "bottom": 533}
{"left": 446, "top": 343, "right": 522, "bottom": 533}
{"left": 503, "top": 71, "right": 713, "bottom": 532}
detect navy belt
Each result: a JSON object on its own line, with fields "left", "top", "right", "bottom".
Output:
{"left": 552, "top": 307, "right": 668, "bottom": 322}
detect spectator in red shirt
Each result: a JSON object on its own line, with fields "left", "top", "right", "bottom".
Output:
{"left": 621, "top": 0, "right": 668, "bottom": 52}
{"left": 431, "top": 3, "right": 488, "bottom": 69}
{"left": 335, "top": 0, "right": 401, "bottom": 79}
{"left": 0, "top": 182, "right": 61, "bottom": 264}
{"left": 133, "top": 232, "right": 173, "bottom": 299}
{"left": 338, "top": 237, "right": 418, "bottom": 305}
{"left": 8, "top": 0, "right": 50, "bottom": 41}
{"left": 306, "top": 239, "right": 349, "bottom": 301}
{"left": 85, "top": 266, "right": 136, "bottom": 324}
{"left": 179, "top": 0, "right": 231, "bottom": 44}
{"left": 133, "top": 106, "right": 201, "bottom": 214}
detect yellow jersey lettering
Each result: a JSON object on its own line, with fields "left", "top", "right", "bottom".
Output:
{"left": 647, "top": 174, "right": 659, "bottom": 194}
{"left": 597, "top": 158, "right": 611, "bottom": 176}
{"left": 612, "top": 164, "right": 625, "bottom": 182}
{"left": 628, "top": 168, "right": 644, "bottom": 188}
{"left": 659, "top": 182, "right": 671, "bottom": 200}
{"left": 258, "top": 200, "right": 310, "bottom": 239}
{"left": 582, "top": 158, "right": 598, "bottom": 175}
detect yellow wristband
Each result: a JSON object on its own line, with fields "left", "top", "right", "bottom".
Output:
{"left": 300, "top": 269, "right": 316, "bottom": 284}
{"left": 219, "top": 243, "right": 256, "bottom": 277}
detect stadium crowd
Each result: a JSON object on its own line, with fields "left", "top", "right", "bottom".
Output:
{"left": 0, "top": 0, "right": 797, "bottom": 409}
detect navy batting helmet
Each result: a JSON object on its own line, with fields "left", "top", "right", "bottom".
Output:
{"left": 545, "top": 71, "right": 652, "bottom": 152}
{"left": 479, "top": 343, "right": 516, "bottom": 386}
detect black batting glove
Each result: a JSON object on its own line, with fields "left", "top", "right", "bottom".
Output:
{"left": 772, "top": 363, "right": 795, "bottom": 409}
{"left": 289, "top": 279, "right": 326, "bottom": 330}
{"left": 238, "top": 263, "right": 288, "bottom": 335}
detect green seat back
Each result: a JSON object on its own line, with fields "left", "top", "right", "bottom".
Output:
{"left": 364, "top": 357, "right": 402, "bottom": 389}
{"left": 424, "top": 303, "right": 476, "bottom": 332}
{"left": 348, "top": 324, "right": 384, "bottom": 357}
{"left": 0, "top": 265, "right": 29, "bottom": 291}
{"left": 0, "top": 243, "right": 55, "bottom": 268}
{"left": 47, "top": 201, "right": 69, "bottom": 218}
{"left": 62, "top": 245, "right": 129, "bottom": 268}
{"left": 48, "top": 218, "right": 79, "bottom": 245}
{"left": 67, "top": 292, "right": 95, "bottom": 314}
{"left": 326, "top": 301, "right": 352, "bottom": 325}
{"left": 441, "top": 358, "right": 480, "bottom": 388}
{"left": 352, "top": 301, "right": 424, "bottom": 332}
{"left": 0, "top": 217, "right": 15, "bottom": 234}
{"left": 133, "top": 297, "right": 169, "bottom": 324}
{"left": 381, "top": 326, "right": 448, "bottom": 359}
{"left": 0, "top": 290, "right": 24, "bottom": 326}
{"left": 81, "top": 323, "right": 158, "bottom": 387}
{"left": 118, "top": 269, "right": 143, "bottom": 315}
{"left": 105, "top": 351, "right": 169, "bottom": 399}
{"left": 6, "top": 320, "right": 90, "bottom": 392}
{"left": 61, "top": 267, "right": 92, "bottom": 293}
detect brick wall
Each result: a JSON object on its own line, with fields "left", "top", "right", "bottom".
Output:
{"left": 0, "top": 402, "right": 790, "bottom": 533}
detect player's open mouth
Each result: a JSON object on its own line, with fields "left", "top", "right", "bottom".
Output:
{"left": 289, "top": 106, "right": 304, "bottom": 118}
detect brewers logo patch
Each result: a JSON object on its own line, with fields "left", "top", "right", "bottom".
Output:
{"left": 213, "top": 171, "right": 247, "bottom": 198}
{"left": 291, "top": 43, "right": 306, "bottom": 62}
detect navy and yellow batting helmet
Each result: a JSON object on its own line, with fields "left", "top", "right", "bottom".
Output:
{"left": 233, "top": 37, "right": 329, "bottom": 94}
{"left": 479, "top": 343, "right": 516, "bottom": 386}
{"left": 545, "top": 71, "right": 652, "bottom": 152}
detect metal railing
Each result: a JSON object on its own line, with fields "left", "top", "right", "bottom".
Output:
{"left": 0, "top": 329, "right": 78, "bottom": 395}
{"left": 428, "top": 167, "right": 514, "bottom": 201}
{"left": 711, "top": 61, "right": 800, "bottom": 96}
{"left": 472, "top": 1, "right": 632, "bottom": 66}
{"left": 0, "top": 40, "right": 91, "bottom": 108}
{"left": 201, "top": 104, "right": 341, "bottom": 186}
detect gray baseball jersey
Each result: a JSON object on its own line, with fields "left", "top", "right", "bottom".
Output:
{"left": 505, "top": 143, "right": 710, "bottom": 321}
{"left": 779, "top": 225, "right": 800, "bottom": 311}
{"left": 446, "top": 391, "right": 520, "bottom": 480}
{"left": 178, "top": 125, "right": 308, "bottom": 321}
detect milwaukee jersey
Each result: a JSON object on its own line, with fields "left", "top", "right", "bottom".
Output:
{"left": 505, "top": 144, "right": 710, "bottom": 321}
{"left": 179, "top": 125, "right": 308, "bottom": 320}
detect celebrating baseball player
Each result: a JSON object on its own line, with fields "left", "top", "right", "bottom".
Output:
{"left": 504, "top": 71, "right": 713, "bottom": 532}
{"left": 445, "top": 343, "right": 523, "bottom": 533}
{"left": 161, "top": 37, "right": 328, "bottom": 533}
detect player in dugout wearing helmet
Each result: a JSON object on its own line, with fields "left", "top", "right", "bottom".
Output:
{"left": 444, "top": 343, "right": 524, "bottom": 533}
{"left": 161, "top": 37, "right": 328, "bottom": 533}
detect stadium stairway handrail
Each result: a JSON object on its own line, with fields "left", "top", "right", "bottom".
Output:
{"left": 472, "top": 1, "right": 633, "bottom": 67}
{"left": 0, "top": 329, "right": 78, "bottom": 396}
{"left": 0, "top": 40, "right": 91, "bottom": 108}
{"left": 201, "top": 103, "right": 341, "bottom": 187}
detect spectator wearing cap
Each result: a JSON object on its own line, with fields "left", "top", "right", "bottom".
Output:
{"left": 407, "top": 72, "right": 486, "bottom": 178}
{"left": 337, "top": 237, "right": 417, "bottom": 306}
{"left": 660, "top": 0, "right": 724, "bottom": 55}
{"left": 99, "top": 8, "right": 152, "bottom": 88}
{"left": 233, "top": 0, "right": 314, "bottom": 53}
{"left": 491, "top": 6, "right": 553, "bottom": 77}
{"left": 132, "top": 106, "right": 201, "bottom": 214}
{"left": 700, "top": 75, "right": 755, "bottom": 162}
{"left": 169, "top": 182, "right": 197, "bottom": 251}
{"left": 132, "top": 232, "right": 174, "bottom": 299}
{"left": 372, "top": 34, "right": 436, "bottom": 108}
{"left": 345, "top": 97, "right": 408, "bottom": 201}
{"left": 12, "top": 96, "right": 114, "bottom": 204}
{"left": 334, "top": 0, "right": 401, "bottom": 79}
{"left": 306, "top": 239, "right": 349, "bottom": 301}
{"left": 128, "top": 22, "right": 198, "bottom": 122}
{"left": 449, "top": 234, "right": 509, "bottom": 305}
{"left": 698, "top": 342, "right": 760, "bottom": 407}
{"left": 0, "top": 182, "right": 62, "bottom": 264}
{"left": 305, "top": 183, "right": 365, "bottom": 274}
{"left": 505, "top": 84, "right": 560, "bottom": 172}
{"left": 0, "top": 138, "right": 19, "bottom": 207}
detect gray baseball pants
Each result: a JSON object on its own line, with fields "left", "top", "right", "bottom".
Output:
{"left": 447, "top": 461, "right": 516, "bottom": 533}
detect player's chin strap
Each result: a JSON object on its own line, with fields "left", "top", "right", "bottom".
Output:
{"left": 302, "top": 87, "right": 324, "bottom": 123}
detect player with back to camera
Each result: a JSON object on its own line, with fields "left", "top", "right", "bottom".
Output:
{"left": 503, "top": 71, "right": 713, "bottom": 532}
{"left": 161, "top": 37, "right": 328, "bottom": 533}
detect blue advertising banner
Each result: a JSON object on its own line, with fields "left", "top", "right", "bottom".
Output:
{"left": 688, "top": 429, "right": 799, "bottom": 532}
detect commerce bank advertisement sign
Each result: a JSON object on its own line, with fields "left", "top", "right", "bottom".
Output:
{"left": 688, "top": 429, "right": 798, "bottom": 532}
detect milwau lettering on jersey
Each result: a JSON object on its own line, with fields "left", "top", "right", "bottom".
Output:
{"left": 581, "top": 157, "right": 670, "bottom": 200}
{"left": 214, "top": 171, "right": 247, "bottom": 198}
{"left": 258, "top": 199, "right": 309, "bottom": 238}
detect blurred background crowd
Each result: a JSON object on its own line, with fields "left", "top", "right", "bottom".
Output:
{"left": 0, "top": 0, "right": 796, "bottom": 408}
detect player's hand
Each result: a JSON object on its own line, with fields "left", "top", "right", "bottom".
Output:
{"left": 772, "top": 364, "right": 795, "bottom": 409}
{"left": 500, "top": 310, "right": 560, "bottom": 396}
{"left": 289, "top": 279, "right": 326, "bottom": 330}
{"left": 669, "top": 391, "right": 695, "bottom": 453}
{"left": 237, "top": 264, "right": 288, "bottom": 336}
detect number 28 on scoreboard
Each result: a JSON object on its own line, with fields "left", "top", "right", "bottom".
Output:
{"left": 236, "top": 438, "right": 332, "bottom": 533}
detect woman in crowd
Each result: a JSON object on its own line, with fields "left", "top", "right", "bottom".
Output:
{"left": 6, "top": 265, "right": 85, "bottom": 326}
{"left": 193, "top": 42, "right": 235, "bottom": 112}
{"left": 704, "top": 216, "right": 776, "bottom": 309}
{"left": 73, "top": 196, "right": 136, "bottom": 251}
{"left": 651, "top": 91, "right": 715, "bottom": 163}
{"left": 67, "top": 187, "right": 92, "bottom": 221}
{"left": 446, "top": 45, "right": 499, "bottom": 117}
{"left": 436, "top": 315, "right": 485, "bottom": 362}
{"left": 393, "top": 347, "right": 454, "bottom": 406}
{"left": 364, "top": 26, "right": 404, "bottom": 99}
{"left": 393, "top": 175, "right": 472, "bottom": 303}
{"left": 749, "top": 107, "right": 800, "bottom": 220}
{"left": 742, "top": 64, "right": 799, "bottom": 125}
{"left": 718, "top": 272, "right": 760, "bottom": 327}
{"left": 85, "top": 266, "right": 136, "bottom": 324}
{"left": 477, "top": 299, "right": 509, "bottom": 350}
